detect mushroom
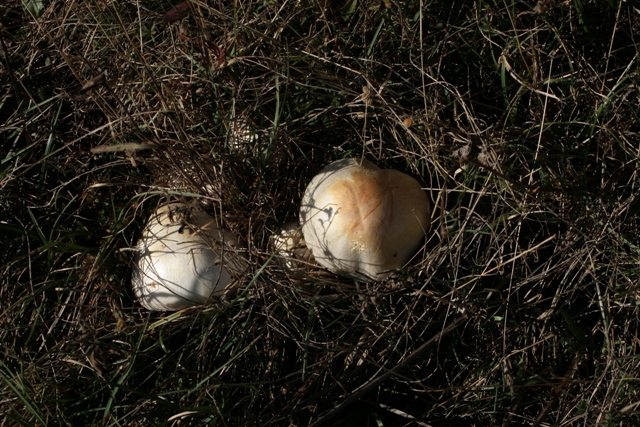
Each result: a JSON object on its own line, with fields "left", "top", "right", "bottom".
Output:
{"left": 269, "top": 222, "right": 312, "bottom": 272}
{"left": 132, "top": 203, "right": 245, "bottom": 311}
{"left": 299, "top": 158, "right": 431, "bottom": 281}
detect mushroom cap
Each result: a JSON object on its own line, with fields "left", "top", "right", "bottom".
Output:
{"left": 300, "top": 158, "right": 431, "bottom": 280}
{"left": 269, "top": 222, "right": 312, "bottom": 271}
{"left": 132, "top": 203, "right": 243, "bottom": 311}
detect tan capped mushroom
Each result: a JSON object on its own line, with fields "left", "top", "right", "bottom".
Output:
{"left": 299, "top": 158, "right": 431, "bottom": 281}
{"left": 132, "top": 203, "right": 245, "bottom": 311}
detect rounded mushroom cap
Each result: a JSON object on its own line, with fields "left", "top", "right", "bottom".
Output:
{"left": 300, "top": 158, "right": 431, "bottom": 281}
{"left": 132, "top": 203, "right": 243, "bottom": 311}
{"left": 269, "top": 222, "right": 312, "bottom": 271}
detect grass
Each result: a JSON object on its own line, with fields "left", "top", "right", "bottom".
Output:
{"left": 1, "top": 0, "right": 640, "bottom": 425}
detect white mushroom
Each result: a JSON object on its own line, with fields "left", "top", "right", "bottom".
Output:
{"left": 299, "top": 158, "right": 431, "bottom": 281}
{"left": 269, "top": 222, "right": 312, "bottom": 271}
{"left": 132, "top": 203, "right": 244, "bottom": 311}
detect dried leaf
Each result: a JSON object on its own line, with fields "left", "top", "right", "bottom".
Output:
{"left": 162, "top": 2, "right": 190, "bottom": 24}
{"left": 81, "top": 72, "right": 106, "bottom": 92}
{"left": 90, "top": 143, "right": 155, "bottom": 153}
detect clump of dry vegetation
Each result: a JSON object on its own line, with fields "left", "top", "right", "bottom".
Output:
{"left": 2, "top": 0, "right": 640, "bottom": 425}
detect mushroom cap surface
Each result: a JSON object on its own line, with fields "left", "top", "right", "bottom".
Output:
{"left": 300, "top": 158, "right": 431, "bottom": 280}
{"left": 132, "top": 203, "right": 243, "bottom": 311}
{"left": 269, "top": 222, "right": 312, "bottom": 271}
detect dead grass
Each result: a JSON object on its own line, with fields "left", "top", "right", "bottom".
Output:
{"left": 2, "top": 0, "right": 640, "bottom": 425}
